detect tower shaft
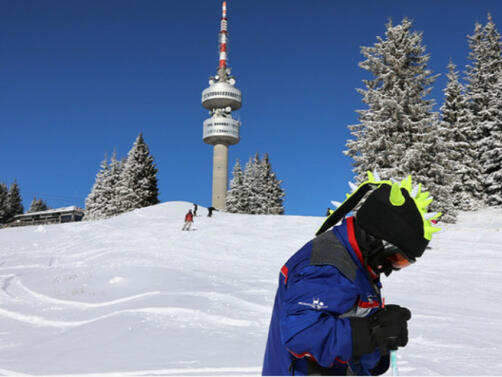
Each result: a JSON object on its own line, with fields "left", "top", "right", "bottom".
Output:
{"left": 212, "top": 143, "right": 229, "bottom": 209}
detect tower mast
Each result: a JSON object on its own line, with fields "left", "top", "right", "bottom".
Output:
{"left": 201, "top": 1, "right": 242, "bottom": 210}
{"left": 218, "top": 1, "right": 228, "bottom": 78}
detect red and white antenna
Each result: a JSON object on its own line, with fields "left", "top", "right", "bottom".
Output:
{"left": 219, "top": 1, "right": 228, "bottom": 71}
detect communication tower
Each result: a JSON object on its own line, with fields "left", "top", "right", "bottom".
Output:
{"left": 202, "top": 1, "right": 242, "bottom": 210}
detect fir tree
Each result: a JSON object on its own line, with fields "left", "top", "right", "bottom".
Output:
{"left": 28, "top": 197, "right": 49, "bottom": 213}
{"left": 417, "top": 112, "right": 457, "bottom": 223}
{"left": 6, "top": 181, "right": 23, "bottom": 220}
{"left": 440, "top": 60, "right": 479, "bottom": 212}
{"left": 225, "top": 159, "right": 245, "bottom": 213}
{"left": 102, "top": 150, "right": 124, "bottom": 218}
{"left": 85, "top": 155, "right": 110, "bottom": 220}
{"left": 28, "top": 198, "right": 38, "bottom": 213}
{"left": 484, "top": 69, "right": 502, "bottom": 205}
{"left": 259, "top": 154, "right": 285, "bottom": 215}
{"left": 242, "top": 153, "right": 262, "bottom": 214}
{"left": 465, "top": 14, "right": 502, "bottom": 205}
{"left": 345, "top": 18, "right": 439, "bottom": 179}
{"left": 85, "top": 151, "right": 125, "bottom": 220}
{"left": 0, "top": 183, "right": 8, "bottom": 223}
{"left": 345, "top": 18, "right": 454, "bottom": 220}
{"left": 117, "top": 133, "right": 159, "bottom": 213}
{"left": 228, "top": 154, "right": 285, "bottom": 214}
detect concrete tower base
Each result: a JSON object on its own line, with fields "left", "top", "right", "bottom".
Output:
{"left": 212, "top": 143, "right": 229, "bottom": 209}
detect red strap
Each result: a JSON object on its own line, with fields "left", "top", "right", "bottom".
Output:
{"left": 346, "top": 217, "right": 378, "bottom": 279}
{"left": 358, "top": 300, "right": 380, "bottom": 308}
{"left": 288, "top": 349, "right": 347, "bottom": 367}
{"left": 281, "top": 265, "right": 289, "bottom": 284}
{"left": 288, "top": 349, "right": 318, "bottom": 363}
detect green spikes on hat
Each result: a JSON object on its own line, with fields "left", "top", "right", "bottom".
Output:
{"left": 317, "top": 171, "right": 442, "bottom": 242}
{"left": 389, "top": 183, "right": 405, "bottom": 206}
{"left": 387, "top": 173, "right": 441, "bottom": 241}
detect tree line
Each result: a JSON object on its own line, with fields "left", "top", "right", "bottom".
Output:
{"left": 0, "top": 133, "right": 161, "bottom": 224}
{"left": 0, "top": 182, "right": 23, "bottom": 224}
{"left": 0, "top": 180, "right": 53, "bottom": 225}
{"left": 345, "top": 14, "right": 502, "bottom": 223}
{"left": 226, "top": 153, "right": 285, "bottom": 214}
{"left": 87, "top": 135, "right": 285, "bottom": 218}
{"left": 85, "top": 133, "right": 159, "bottom": 220}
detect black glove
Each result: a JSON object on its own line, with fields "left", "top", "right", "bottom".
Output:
{"left": 350, "top": 304, "right": 411, "bottom": 359}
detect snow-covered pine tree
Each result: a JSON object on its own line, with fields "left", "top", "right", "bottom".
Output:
{"left": 0, "top": 183, "right": 8, "bottom": 223}
{"left": 345, "top": 18, "right": 454, "bottom": 220}
{"left": 479, "top": 15, "right": 502, "bottom": 206}
{"left": 232, "top": 153, "right": 285, "bottom": 215}
{"left": 85, "top": 156, "right": 110, "bottom": 220}
{"left": 418, "top": 111, "right": 457, "bottom": 223}
{"left": 28, "top": 198, "right": 38, "bottom": 213}
{"left": 116, "top": 133, "right": 159, "bottom": 213}
{"left": 440, "top": 60, "right": 480, "bottom": 212}
{"left": 28, "top": 197, "right": 49, "bottom": 213}
{"left": 484, "top": 69, "right": 502, "bottom": 205}
{"left": 101, "top": 150, "right": 124, "bottom": 218}
{"left": 465, "top": 14, "right": 502, "bottom": 206}
{"left": 6, "top": 181, "right": 23, "bottom": 220}
{"left": 345, "top": 18, "right": 439, "bottom": 180}
{"left": 259, "top": 154, "right": 285, "bottom": 215}
{"left": 242, "top": 154, "right": 261, "bottom": 214}
{"left": 225, "top": 159, "right": 245, "bottom": 213}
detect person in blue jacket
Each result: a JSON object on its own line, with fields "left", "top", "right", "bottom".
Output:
{"left": 262, "top": 172, "right": 442, "bottom": 376}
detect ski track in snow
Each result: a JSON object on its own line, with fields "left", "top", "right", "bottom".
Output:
{"left": 0, "top": 274, "right": 163, "bottom": 308}
{"left": 0, "top": 202, "right": 501, "bottom": 375}
{"left": 0, "top": 273, "right": 270, "bottom": 331}
{"left": 0, "top": 276, "right": 261, "bottom": 330}
{"left": 0, "top": 366, "right": 262, "bottom": 376}
{"left": 0, "top": 306, "right": 255, "bottom": 329}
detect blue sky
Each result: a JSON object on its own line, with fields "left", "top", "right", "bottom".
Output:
{"left": 1, "top": 0, "right": 501, "bottom": 216}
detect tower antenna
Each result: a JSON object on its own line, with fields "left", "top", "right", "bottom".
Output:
{"left": 219, "top": 1, "right": 228, "bottom": 72}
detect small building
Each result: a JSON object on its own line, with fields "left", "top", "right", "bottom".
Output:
{"left": 6, "top": 206, "right": 85, "bottom": 227}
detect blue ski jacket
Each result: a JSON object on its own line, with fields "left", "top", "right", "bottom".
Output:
{"left": 262, "top": 217, "right": 389, "bottom": 376}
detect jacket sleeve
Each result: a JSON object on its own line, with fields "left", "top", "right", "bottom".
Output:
{"left": 279, "top": 264, "right": 359, "bottom": 367}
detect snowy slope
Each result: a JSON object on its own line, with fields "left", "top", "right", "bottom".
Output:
{"left": 0, "top": 202, "right": 501, "bottom": 376}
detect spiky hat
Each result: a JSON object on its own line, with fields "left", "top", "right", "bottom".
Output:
{"left": 317, "top": 171, "right": 441, "bottom": 259}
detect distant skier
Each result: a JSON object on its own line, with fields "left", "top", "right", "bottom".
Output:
{"left": 182, "top": 210, "right": 194, "bottom": 231}
{"left": 262, "top": 172, "right": 442, "bottom": 375}
{"left": 193, "top": 203, "right": 198, "bottom": 216}
{"left": 207, "top": 206, "right": 216, "bottom": 217}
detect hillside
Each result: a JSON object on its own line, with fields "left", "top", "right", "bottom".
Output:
{"left": 0, "top": 202, "right": 501, "bottom": 376}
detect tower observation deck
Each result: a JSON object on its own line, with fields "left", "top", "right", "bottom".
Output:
{"left": 202, "top": 1, "right": 242, "bottom": 209}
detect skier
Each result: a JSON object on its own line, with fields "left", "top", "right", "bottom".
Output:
{"left": 193, "top": 203, "right": 198, "bottom": 216}
{"left": 262, "top": 172, "right": 441, "bottom": 376}
{"left": 207, "top": 206, "right": 215, "bottom": 217}
{"left": 182, "top": 210, "right": 194, "bottom": 231}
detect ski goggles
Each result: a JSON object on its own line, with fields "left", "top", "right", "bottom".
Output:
{"left": 385, "top": 249, "right": 415, "bottom": 270}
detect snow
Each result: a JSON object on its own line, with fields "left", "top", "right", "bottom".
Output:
{"left": 0, "top": 201, "right": 501, "bottom": 375}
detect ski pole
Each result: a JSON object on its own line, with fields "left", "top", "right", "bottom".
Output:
{"left": 390, "top": 350, "right": 399, "bottom": 376}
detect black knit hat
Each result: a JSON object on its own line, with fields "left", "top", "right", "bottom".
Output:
{"left": 356, "top": 184, "right": 428, "bottom": 259}
{"left": 316, "top": 172, "right": 441, "bottom": 260}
